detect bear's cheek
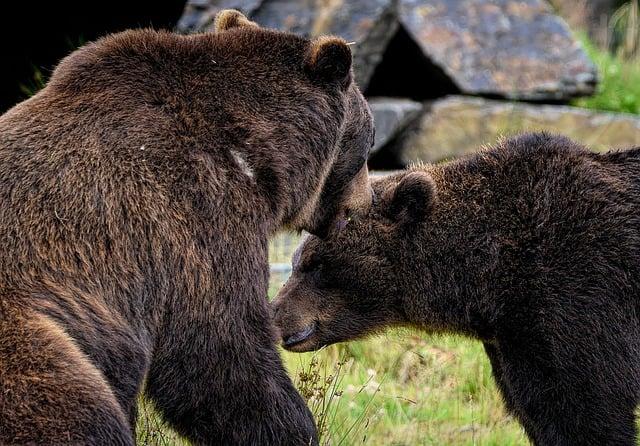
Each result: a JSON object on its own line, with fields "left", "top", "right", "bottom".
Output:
{"left": 273, "top": 284, "right": 321, "bottom": 336}
{"left": 315, "top": 295, "right": 352, "bottom": 326}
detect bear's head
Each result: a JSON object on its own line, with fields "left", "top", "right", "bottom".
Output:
{"left": 215, "top": 10, "right": 374, "bottom": 238}
{"left": 272, "top": 170, "right": 438, "bottom": 352}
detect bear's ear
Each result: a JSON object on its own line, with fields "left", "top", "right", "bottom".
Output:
{"left": 214, "top": 9, "right": 259, "bottom": 32}
{"left": 386, "top": 171, "right": 437, "bottom": 226}
{"left": 305, "top": 36, "right": 352, "bottom": 87}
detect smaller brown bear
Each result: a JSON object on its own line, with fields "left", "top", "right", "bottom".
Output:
{"left": 273, "top": 133, "right": 640, "bottom": 446}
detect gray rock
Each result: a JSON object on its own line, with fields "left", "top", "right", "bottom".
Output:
{"left": 395, "top": 96, "right": 640, "bottom": 165}
{"left": 399, "top": 0, "right": 598, "bottom": 100}
{"left": 368, "top": 97, "right": 422, "bottom": 153}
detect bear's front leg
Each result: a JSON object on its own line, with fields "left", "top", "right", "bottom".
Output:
{"left": 498, "top": 335, "right": 638, "bottom": 446}
{"left": 144, "top": 291, "right": 318, "bottom": 446}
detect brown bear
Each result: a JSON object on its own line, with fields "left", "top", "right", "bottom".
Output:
{"left": 0, "top": 10, "right": 374, "bottom": 445}
{"left": 273, "top": 133, "right": 640, "bottom": 446}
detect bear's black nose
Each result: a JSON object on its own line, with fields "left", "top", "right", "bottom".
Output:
{"left": 282, "top": 323, "right": 316, "bottom": 348}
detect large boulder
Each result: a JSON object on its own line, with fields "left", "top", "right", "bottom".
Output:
{"left": 399, "top": 0, "right": 598, "bottom": 100}
{"left": 392, "top": 96, "right": 640, "bottom": 164}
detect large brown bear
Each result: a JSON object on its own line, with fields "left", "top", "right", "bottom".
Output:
{"left": 0, "top": 10, "right": 374, "bottom": 445}
{"left": 273, "top": 133, "right": 640, "bottom": 446}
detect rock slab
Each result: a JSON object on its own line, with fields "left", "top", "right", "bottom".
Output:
{"left": 397, "top": 96, "right": 640, "bottom": 164}
{"left": 369, "top": 97, "right": 422, "bottom": 153}
{"left": 399, "top": 0, "right": 598, "bottom": 100}
{"left": 178, "top": 0, "right": 598, "bottom": 100}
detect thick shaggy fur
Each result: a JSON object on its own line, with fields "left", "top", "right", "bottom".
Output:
{"left": 0, "top": 11, "right": 374, "bottom": 446}
{"left": 274, "top": 133, "right": 640, "bottom": 446}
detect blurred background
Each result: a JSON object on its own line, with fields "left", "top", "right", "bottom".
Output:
{"left": 4, "top": 1, "right": 640, "bottom": 444}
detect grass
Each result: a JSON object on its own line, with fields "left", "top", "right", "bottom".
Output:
{"left": 136, "top": 399, "right": 189, "bottom": 446}
{"left": 282, "top": 334, "right": 528, "bottom": 446}
{"left": 19, "top": 66, "right": 47, "bottom": 98}
{"left": 572, "top": 33, "right": 640, "bottom": 114}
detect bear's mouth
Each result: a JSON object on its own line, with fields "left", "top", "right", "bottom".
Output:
{"left": 282, "top": 322, "right": 317, "bottom": 351}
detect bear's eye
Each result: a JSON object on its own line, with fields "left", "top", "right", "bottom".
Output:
{"left": 336, "top": 217, "right": 350, "bottom": 231}
{"left": 335, "top": 207, "right": 357, "bottom": 232}
{"left": 345, "top": 208, "right": 360, "bottom": 225}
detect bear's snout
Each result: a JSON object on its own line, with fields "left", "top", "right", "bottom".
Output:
{"left": 272, "top": 285, "right": 321, "bottom": 352}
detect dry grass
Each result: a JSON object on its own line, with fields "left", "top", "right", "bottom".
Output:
{"left": 610, "top": 0, "right": 640, "bottom": 59}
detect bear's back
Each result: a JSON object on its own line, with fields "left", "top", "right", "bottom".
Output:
{"left": 437, "top": 133, "right": 640, "bottom": 278}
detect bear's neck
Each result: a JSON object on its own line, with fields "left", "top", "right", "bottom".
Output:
{"left": 400, "top": 160, "right": 528, "bottom": 341}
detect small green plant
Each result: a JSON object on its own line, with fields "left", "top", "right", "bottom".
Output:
{"left": 19, "top": 66, "right": 47, "bottom": 98}
{"left": 18, "top": 35, "right": 86, "bottom": 98}
{"left": 292, "top": 349, "right": 381, "bottom": 445}
{"left": 296, "top": 353, "right": 346, "bottom": 443}
{"left": 573, "top": 34, "right": 640, "bottom": 114}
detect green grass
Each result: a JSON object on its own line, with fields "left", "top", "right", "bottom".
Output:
{"left": 136, "top": 399, "right": 189, "bottom": 446}
{"left": 282, "top": 333, "right": 528, "bottom": 446}
{"left": 572, "top": 34, "right": 640, "bottom": 114}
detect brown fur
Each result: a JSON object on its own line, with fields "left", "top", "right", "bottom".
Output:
{"left": 0, "top": 10, "right": 373, "bottom": 445}
{"left": 274, "top": 133, "right": 640, "bottom": 445}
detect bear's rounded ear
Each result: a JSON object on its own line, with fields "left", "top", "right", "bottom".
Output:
{"left": 305, "top": 36, "right": 352, "bottom": 87}
{"left": 386, "top": 171, "right": 437, "bottom": 226}
{"left": 214, "top": 9, "right": 259, "bottom": 32}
